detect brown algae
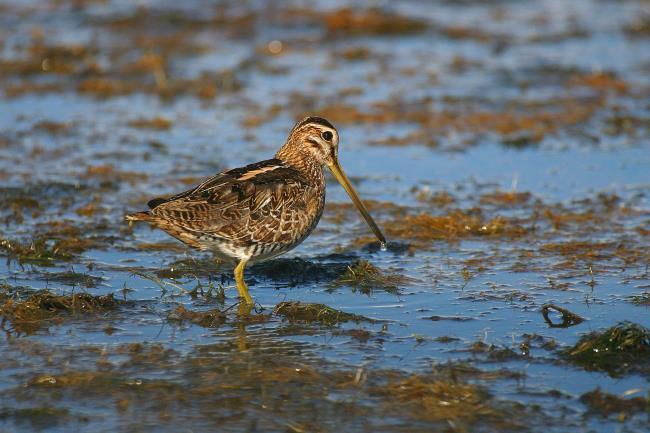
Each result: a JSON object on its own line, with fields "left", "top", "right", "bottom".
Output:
{"left": 385, "top": 211, "right": 527, "bottom": 245}
{"left": 167, "top": 305, "right": 225, "bottom": 328}
{"left": 563, "top": 322, "right": 650, "bottom": 376}
{"left": 580, "top": 388, "right": 650, "bottom": 418}
{"left": 274, "top": 301, "right": 371, "bottom": 325}
{"left": 0, "top": 290, "right": 120, "bottom": 334}
{"left": 323, "top": 8, "right": 428, "bottom": 36}
{"left": 371, "top": 374, "right": 525, "bottom": 430}
{"left": 331, "top": 259, "right": 406, "bottom": 294}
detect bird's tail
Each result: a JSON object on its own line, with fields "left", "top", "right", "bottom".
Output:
{"left": 125, "top": 211, "right": 153, "bottom": 222}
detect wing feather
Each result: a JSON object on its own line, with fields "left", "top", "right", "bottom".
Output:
{"left": 148, "top": 159, "right": 315, "bottom": 246}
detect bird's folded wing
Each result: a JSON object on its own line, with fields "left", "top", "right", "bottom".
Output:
{"left": 148, "top": 159, "right": 313, "bottom": 243}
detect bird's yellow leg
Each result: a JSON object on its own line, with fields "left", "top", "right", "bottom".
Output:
{"left": 234, "top": 259, "right": 254, "bottom": 306}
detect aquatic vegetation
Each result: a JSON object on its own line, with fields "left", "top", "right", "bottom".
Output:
{"left": 0, "top": 406, "right": 73, "bottom": 430}
{"left": 468, "top": 341, "right": 521, "bottom": 362}
{"left": 628, "top": 292, "right": 650, "bottom": 306}
{"left": 33, "top": 120, "right": 73, "bottom": 135}
{"left": 580, "top": 388, "right": 650, "bottom": 418}
{"left": 371, "top": 374, "right": 525, "bottom": 430}
{"left": 316, "top": 95, "right": 603, "bottom": 145}
{"left": 43, "top": 271, "right": 103, "bottom": 289}
{"left": 127, "top": 117, "right": 173, "bottom": 130}
{"left": 0, "top": 237, "right": 69, "bottom": 264}
{"left": 331, "top": 259, "right": 405, "bottom": 294}
{"left": 0, "top": 183, "right": 85, "bottom": 225}
{"left": 563, "top": 322, "right": 650, "bottom": 377}
{"left": 568, "top": 71, "right": 629, "bottom": 95}
{"left": 274, "top": 301, "right": 370, "bottom": 325}
{"left": 413, "top": 189, "right": 456, "bottom": 206}
{"left": 323, "top": 8, "right": 429, "bottom": 36}
{"left": 479, "top": 191, "right": 532, "bottom": 206}
{"left": 0, "top": 339, "right": 544, "bottom": 432}
{"left": 0, "top": 290, "right": 120, "bottom": 335}
{"left": 385, "top": 210, "right": 528, "bottom": 246}
{"left": 0, "top": 222, "right": 107, "bottom": 265}
{"left": 167, "top": 305, "right": 225, "bottom": 328}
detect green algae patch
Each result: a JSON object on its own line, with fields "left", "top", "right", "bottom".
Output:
{"left": 0, "top": 290, "right": 120, "bottom": 335}
{"left": 580, "top": 388, "right": 650, "bottom": 418}
{"left": 562, "top": 322, "right": 650, "bottom": 377}
{"left": 331, "top": 259, "right": 406, "bottom": 294}
{"left": 274, "top": 302, "right": 371, "bottom": 325}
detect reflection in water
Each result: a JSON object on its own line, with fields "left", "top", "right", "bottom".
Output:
{"left": 542, "top": 304, "right": 585, "bottom": 328}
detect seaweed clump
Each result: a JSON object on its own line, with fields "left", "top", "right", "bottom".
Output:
{"left": 580, "top": 388, "right": 650, "bottom": 418}
{"left": 371, "top": 374, "right": 523, "bottom": 430}
{"left": 127, "top": 117, "right": 172, "bottom": 130}
{"left": 562, "top": 322, "right": 650, "bottom": 377}
{"left": 274, "top": 302, "right": 370, "bottom": 326}
{"left": 385, "top": 210, "right": 527, "bottom": 246}
{"left": 331, "top": 260, "right": 404, "bottom": 294}
{"left": 324, "top": 8, "right": 428, "bottom": 36}
{"left": 168, "top": 305, "right": 225, "bottom": 328}
{"left": 0, "top": 406, "right": 74, "bottom": 430}
{"left": 0, "top": 222, "right": 105, "bottom": 265}
{"left": 628, "top": 292, "right": 650, "bottom": 306}
{"left": 0, "top": 290, "right": 119, "bottom": 334}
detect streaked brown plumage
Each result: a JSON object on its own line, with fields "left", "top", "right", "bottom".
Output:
{"left": 126, "top": 116, "right": 386, "bottom": 307}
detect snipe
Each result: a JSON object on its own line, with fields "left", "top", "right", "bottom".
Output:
{"left": 127, "top": 116, "right": 386, "bottom": 306}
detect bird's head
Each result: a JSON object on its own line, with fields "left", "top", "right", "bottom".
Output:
{"left": 278, "top": 116, "right": 386, "bottom": 246}
{"left": 284, "top": 116, "right": 339, "bottom": 167}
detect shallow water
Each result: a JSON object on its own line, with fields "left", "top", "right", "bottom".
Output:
{"left": 1, "top": 0, "right": 649, "bottom": 432}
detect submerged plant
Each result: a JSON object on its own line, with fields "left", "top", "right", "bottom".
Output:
{"left": 580, "top": 388, "right": 650, "bottom": 418}
{"left": 274, "top": 301, "right": 371, "bottom": 326}
{"left": 331, "top": 259, "right": 405, "bottom": 294}
{"left": 0, "top": 289, "right": 119, "bottom": 335}
{"left": 562, "top": 322, "right": 650, "bottom": 377}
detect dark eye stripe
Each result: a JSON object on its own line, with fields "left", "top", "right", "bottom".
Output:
{"left": 305, "top": 138, "right": 320, "bottom": 147}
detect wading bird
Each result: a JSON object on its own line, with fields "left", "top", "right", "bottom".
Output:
{"left": 127, "top": 117, "right": 386, "bottom": 307}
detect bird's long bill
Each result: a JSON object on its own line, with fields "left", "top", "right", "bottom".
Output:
{"left": 328, "top": 159, "right": 386, "bottom": 245}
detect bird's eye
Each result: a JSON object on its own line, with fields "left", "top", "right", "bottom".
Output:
{"left": 321, "top": 131, "right": 333, "bottom": 141}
